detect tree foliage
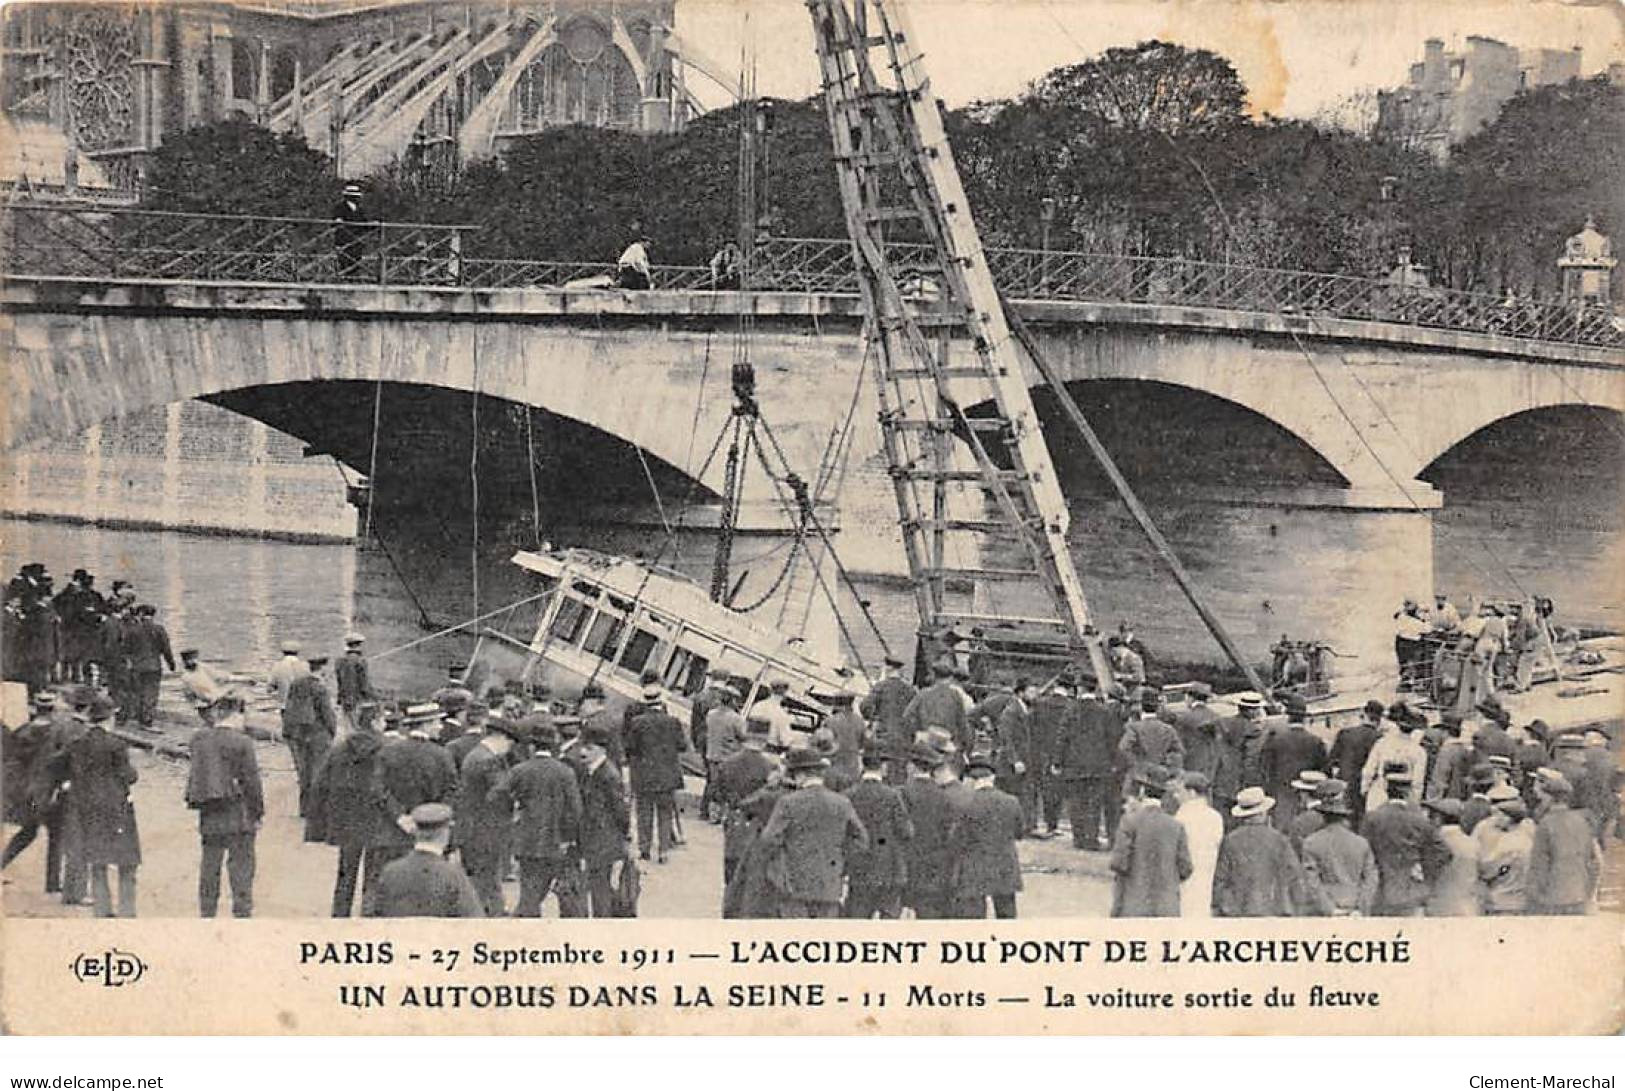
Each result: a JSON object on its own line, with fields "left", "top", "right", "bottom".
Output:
{"left": 138, "top": 44, "right": 1616, "bottom": 301}
{"left": 141, "top": 117, "right": 337, "bottom": 217}
{"left": 1028, "top": 40, "right": 1248, "bottom": 136}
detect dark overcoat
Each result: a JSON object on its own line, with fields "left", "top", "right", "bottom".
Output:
{"left": 757, "top": 784, "right": 868, "bottom": 904}
{"left": 1110, "top": 804, "right": 1193, "bottom": 917}
{"left": 66, "top": 726, "right": 140, "bottom": 866}
{"left": 843, "top": 777, "right": 912, "bottom": 889}
{"left": 504, "top": 755, "right": 582, "bottom": 861}
{"left": 950, "top": 785, "right": 1023, "bottom": 898}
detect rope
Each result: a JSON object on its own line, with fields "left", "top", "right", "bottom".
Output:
{"left": 329, "top": 458, "right": 434, "bottom": 628}
{"left": 363, "top": 377, "right": 382, "bottom": 539}
{"left": 525, "top": 406, "right": 542, "bottom": 547}
{"left": 633, "top": 441, "right": 673, "bottom": 537}
{"left": 755, "top": 412, "right": 894, "bottom": 659}
{"left": 469, "top": 326, "right": 481, "bottom": 618}
{"left": 365, "top": 589, "right": 553, "bottom": 662}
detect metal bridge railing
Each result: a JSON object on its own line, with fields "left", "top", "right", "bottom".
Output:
{"left": 2, "top": 204, "right": 471, "bottom": 287}
{"left": 3, "top": 204, "right": 1621, "bottom": 350}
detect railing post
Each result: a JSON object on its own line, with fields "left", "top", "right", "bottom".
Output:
{"left": 451, "top": 227, "right": 464, "bottom": 286}
{"left": 377, "top": 224, "right": 387, "bottom": 286}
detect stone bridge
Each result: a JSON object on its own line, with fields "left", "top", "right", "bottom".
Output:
{"left": 5, "top": 213, "right": 1623, "bottom": 676}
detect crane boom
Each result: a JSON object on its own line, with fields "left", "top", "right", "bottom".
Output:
{"left": 806, "top": 0, "right": 1115, "bottom": 687}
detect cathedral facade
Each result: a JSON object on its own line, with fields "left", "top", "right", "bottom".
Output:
{"left": 2, "top": 1, "right": 715, "bottom": 189}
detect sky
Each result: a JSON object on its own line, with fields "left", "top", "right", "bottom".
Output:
{"left": 672, "top": 0, "right": 1625, "bottom": 118}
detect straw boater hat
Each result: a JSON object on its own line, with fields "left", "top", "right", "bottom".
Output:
{"left": 344, "top": 632, "right": 365, "bottom": 647}
{"left": 1290, "top": 769, "right": 1329, "bottom": 793}
{"left": 1231, "top": 786, "right": 1275, "bottom": 818}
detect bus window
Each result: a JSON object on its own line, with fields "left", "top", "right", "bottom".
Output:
{"left": 618, "top": 628, "right": 661, "bottom": 676}
{"left": 680, "top": 654, "right": 710, "bottom": 695}
{"left": 583, "top": 612, "right": 626, "bottom": 661}
{"left": 548, "top": 597, "right": 590, "bottom": 645}
{"left": 663, "top": 647, "right": 701, "bottom": 691}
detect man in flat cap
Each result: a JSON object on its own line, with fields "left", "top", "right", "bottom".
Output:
{"left": 1360, "top": 763, "right": 1450, "bottom": 916}
{"left": 282, "top": 654, "right": 336, "bottom": 818}
{"left": 860, "top": 656, "right": 917, "bottom": 786}
{"left": 445, "top": 701, "right": 489, "bottom": 770}
{"left": 1526, "top": 770, "right": 1601, "bottom": 914}
{"left": 1110, "top": 764, "right": 1192, "bottom": 918}
{"left": 1050, "top": 682, "right": 1123, "bottom": 851}
{"left": 690, "top": 669, "right": 733, "bottom": 766}
{"left": 991, "top": 678, "right": 1040, "bottom": 836}
{"left": 1172, "top": 682, "right": 1221, "bottom": 784}
{"left": 1299, "top": 784, "right": 1377, "bottom": 917}
{"left": 702, "top": 682, "right": 747, "bottom": 821}
{"left": 499, "top": 717, "right": 583, "bottom": 918}
{"left": 819, "top": 689, "right": 866, "bottom": 794}
{"left": 185, "top": 694, "right": 264, "bottom": 917}
{"left": 757, "top": 747, "right": 868, "bottom": 918}
{"left": 367, "top": 804, "right": 484, "bottom": 918}
{"left": 269, "top": 639, "right": 307, "bottom": 711}
{"left": 1475, "top": 786, "right": 1534, "bottom": 915}
{"left": 334, "top": 633, "right": 374, "bottom": 732}
{"left": 378, "top": 704, "right": 458, "bottom": 841}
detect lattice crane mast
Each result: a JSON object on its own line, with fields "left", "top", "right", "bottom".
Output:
{"left": 805, "top": 0, "right": 1115, "bottom": 686}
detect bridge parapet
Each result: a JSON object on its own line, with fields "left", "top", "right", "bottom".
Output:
{"left": 4, "top": 203, "right": 1622, "bottom": 351}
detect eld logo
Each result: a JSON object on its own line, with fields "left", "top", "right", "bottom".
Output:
{"left": 69, "top": 949, "right": 147, "bottom": 988}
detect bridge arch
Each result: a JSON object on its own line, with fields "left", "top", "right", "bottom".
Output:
{"left": 1403, "top": 379, "right": 1625, "bottom": 485}
{"left": 1042, "top": 377, "right": 1352, "bottom": 491}
{"left": 204, "top": 379, "right": 716, "bottom": 515}
{"left": 2, "top": 308, "right": 749, "bottom": 507}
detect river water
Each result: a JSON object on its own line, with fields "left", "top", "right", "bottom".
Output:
{"left": 5, "top": 445, "right": 1619, "bottom": 702}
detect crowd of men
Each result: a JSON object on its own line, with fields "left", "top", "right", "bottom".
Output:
{"left": 2, "top": 564, "right": 177, "bottom": 731}
{"left": 2, "top": 601, "right": 1618, "bottom": 920}
{"left": 1392, "top": 591, "right": 1562, "bottom": 710}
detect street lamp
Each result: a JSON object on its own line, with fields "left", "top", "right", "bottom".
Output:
{"left": 1039, "top": 196, "right": 1057, "bottom": 293}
